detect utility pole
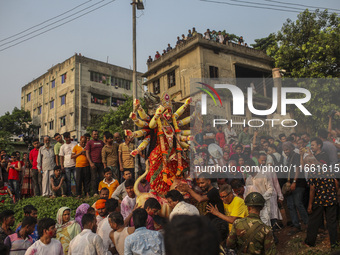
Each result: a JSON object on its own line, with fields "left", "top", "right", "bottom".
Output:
{"left": 132, "top": 0, "right": 137, "bottom": 102}
{"left": 132, "top": 0, "right": 144, "bottom": 101}
{"left": 132, "top": 0, "right": 144, "bottom": 179}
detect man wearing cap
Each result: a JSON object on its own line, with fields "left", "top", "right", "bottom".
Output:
{"left": 95, "top": 199, "right": 108, "bottom": 226}
{"left": 226, "top": 192, "right": 277, "bottom": 255}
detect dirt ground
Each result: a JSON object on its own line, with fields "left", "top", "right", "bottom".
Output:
{"left": 276, "top": 225, "right": 332, "bottom": 255}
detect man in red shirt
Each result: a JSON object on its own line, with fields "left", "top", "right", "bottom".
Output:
{"left": 216, "top": 125, "right": 226, "bottom": 149}
{"left": 86, "top": 130, "right": 104, "bottom": 196}
{"left": 6, "top": 152, "right": 21, "bottom": 201}
{"left": 29, "top": 138, "right": 41, "bottom": 196}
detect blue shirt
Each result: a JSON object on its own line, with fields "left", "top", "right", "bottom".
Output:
{"left": 16, "top": 224, "right": 39, "bottom": 243}
{"left": 124, "top": 227, "right": 165, "bottom": 255}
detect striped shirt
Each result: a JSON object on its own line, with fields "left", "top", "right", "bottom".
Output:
{"left": 4, "top": 232, "right": 33, "bottom": 255}
{"left": 118, "top": 143, "right": 134, "bottom": 168}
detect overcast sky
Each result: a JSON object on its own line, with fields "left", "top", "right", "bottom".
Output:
{"left": 0, "top": 0, "right": 339, "bottom": 116}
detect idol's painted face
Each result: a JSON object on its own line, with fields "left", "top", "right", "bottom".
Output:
{"left": 163, "top": 109, "right": 172, "bottom": 121}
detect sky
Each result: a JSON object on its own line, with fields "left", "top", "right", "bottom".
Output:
{"left": 0, "top": 0, "right": 339, "bottom": 116}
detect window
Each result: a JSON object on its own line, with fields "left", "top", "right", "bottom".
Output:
{"left": 110, "top": 77, "right": 132, "bottom": 90}
{"left": 27, "top": 93, "right": 31, "bottom": 102}
{"left": 61, "top": 73, "right": 67, "bottom": 84}
{"left": 51, "top": 80, "right": 55, "bottom": 88}
{"left": 168, "top": 70, "right": 176, "bottom": 88}
{"left": 90, "top": 71, "right": 109, "bottom": 84}
{"left": 91, "top": 93, "right": 110, "bottom": 106}
{"left": 39, "top": 87, "right": 43, "bottom": 95}
{"left": 38, "top": 106, "right": 42, "bottom": 115}
{"left": 61, "top": 95, "right": 66, "bottom": 105}
{"left": 209, "top": 66, "right": 219, "bottom": 78}
{"left": 153, "top": 79, "right": 160, "bottom": 94}
{"left": 50, "top": 100, "right": 54, "bottom": 109}
{"left": 49, "top": 120, "right": 54, "bottom": 130}
{"left": 60, "top": 116, "right": 66, "bottom": 127}
{"left": 111, "top": 97, "right": 126, "bottom": 107}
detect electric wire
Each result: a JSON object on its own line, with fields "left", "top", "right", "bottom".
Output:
{"left": 0, "top": 0, "right": 107, "bottom": 47}
{"left": 200, "top": 0, "right": 301, "bottom": 14}
{"left": 200, "top": 0, "right": 340, "bottom": 14}
{"left": 0, "top": 0, "right": 93, "bottom": 43}
{"left": 265, "top": 0, "right": 340, "bottom": 13}
{"left": 0, "top": 0, "right": 115, "bottom": 52}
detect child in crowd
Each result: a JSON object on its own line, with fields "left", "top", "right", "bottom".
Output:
{"left": 121, "top": 179, "right": 136, "bottom": 220}
{"left": 98, "top": 168, "right": 119, "bottom": 198}
{"left": 50, "top": 166, "right": 66, "bottom": 198}
{"left": 6, "top": 152, "right": 21, "bottom": 201}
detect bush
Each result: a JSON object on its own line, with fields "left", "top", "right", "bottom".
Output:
{"left": 0, "top": 196, "right": 98, "bottom": 226}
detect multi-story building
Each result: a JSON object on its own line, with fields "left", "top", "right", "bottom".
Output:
{"left": 143, "top": 33, "right": 278, "bottom": 134}
{"left": 21, "top": 54, "right": 143, "bottom": 140}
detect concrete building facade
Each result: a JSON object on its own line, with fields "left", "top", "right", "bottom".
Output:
{"left": 143, "top": 33, "right": 277, "bottom": 134}
{"left": 21, "top": 54, "right": 142, "bottom": 140}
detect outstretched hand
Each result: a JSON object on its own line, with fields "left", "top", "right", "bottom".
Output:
{"left": 206, "top": 203, "right": 219, "bottom": 216}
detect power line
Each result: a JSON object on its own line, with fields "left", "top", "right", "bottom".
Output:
{"left": 230, "top": 0, "right": 307, "bottom": 12}
{"left": 265, "top": 0, "right": 340, "bottom": 12}
{"left": 200, "top": 0, "right": 340, "bottom": 14}
{"left": 0, "top": 0, "right": 107, "bottom": 47}
{"left": 0, "top": 0, "right": 93, "bottom": 43}
{"left": 200, "top": 0, "right": 301, "bottom": 13}
{"left": 0, "top": 0, "right": 115, "bottom": 53}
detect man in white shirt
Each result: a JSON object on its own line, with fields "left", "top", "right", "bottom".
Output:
{"left": 25, "top": 218, "right": 63, "bottom": 255}
{"left": 68, "top": 213, "right": 108, "bottom": 255}
{"left": 245, "top": 157, "right": 273, "bottom": 227}
{"left": 97, "top": 199, "right": 119, "bottom": 253}
{"left": 165, "top": 190, "right": 199, "bottom": 221}
{"left": 224, "top": 122, "right": 237, "bottom": 144}
{"left": 59, "top": 132, "right": 77, "bottom": 196}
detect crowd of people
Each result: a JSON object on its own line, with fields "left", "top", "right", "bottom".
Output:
{"left": 146, "top": 27, "right": 248, "bottom": 65}
{"left": 0, "top": 130, "right": 144, "bottom": 202}
{"left": 190, "top": 111, "right": 340, "bottom": 250}
{"left": 0, "top": 111, "right": 339, "bottom": 254}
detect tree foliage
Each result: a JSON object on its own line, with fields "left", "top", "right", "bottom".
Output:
{"left": 252, "top": 9, "right": 340, "bottom": 133}
{"left": 0, "top": 131, "right": 14, "bottom": 152}
{"left": 253, "top": 9, "right": 340, "bottom": 78}
{"left": 251, "top": 33, "right": 277, "bottom": 53}
{"left": 0, "top": 107, "right": 33, "bottom": 135}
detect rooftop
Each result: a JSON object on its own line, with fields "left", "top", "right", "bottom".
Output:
{"left": 143, "top": 33, "right": 274, "bottom": 77}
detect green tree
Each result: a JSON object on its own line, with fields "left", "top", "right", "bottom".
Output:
{"left": 0, "top": 107, "right": 33, "bottom": 135}
{"left": 253, "top": 9, "right": 340, "bottom": 133}
{"left": 273, "top": 9, "right": 340, "bottom": 78}
{"left": 0, "top": 131, "right": 14, "bottom": 152}
{"left": 251, "top": 33, "right": 277, "bottom": 54}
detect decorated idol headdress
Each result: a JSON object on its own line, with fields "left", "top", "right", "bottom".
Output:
{"left": 160, "top": 92, "right": 172, "bottom": 110}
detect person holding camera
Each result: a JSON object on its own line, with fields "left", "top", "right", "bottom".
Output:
{"left": 6, "top": 152, "right": 22, "bottom": 202}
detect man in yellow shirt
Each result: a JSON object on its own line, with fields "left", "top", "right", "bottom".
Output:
{"left": 71, "top": 136, "right": 90, "bottom": 198}
{"left": 207, "top": 184, "right": 248, "bottom": 231}
{"left": 98, "top": 168, "right": 119, "bottom": 198}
